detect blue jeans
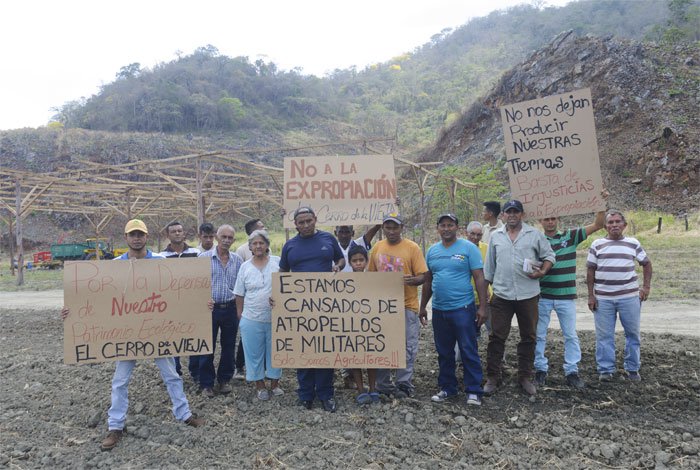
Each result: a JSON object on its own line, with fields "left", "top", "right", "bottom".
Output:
{"left": 535, "top": 298, "right": 581, "bottom": 375}
{"left": 199, "top": 303, "right": 238, "bottom": 388}
{"left": 432, "top": 304, "right": 483, "bottom": 395}
{"left": 297, "top": 369, "right": 334, "bottom": 401}
{"left": 108, "top": 358, "right": 191, "bottom": 430}
{"left": 240, "top": 317, "right": 281, "bottom": 381}
{"left": 593, "top": 296, "right": 641, "bottom": 374}
{"left": 376, "top": 309, "right": 420, "bottom": 394}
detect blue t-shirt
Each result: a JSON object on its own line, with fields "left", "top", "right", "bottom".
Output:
{"left": 426, "top": 238, "right": 483, "bottom": 310}
{"left": 280, "top": 230, "right": 344, "bottom": 272}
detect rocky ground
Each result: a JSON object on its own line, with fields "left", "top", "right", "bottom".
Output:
{"left": 1, "top": 306, "right": 699, "bottom": 469}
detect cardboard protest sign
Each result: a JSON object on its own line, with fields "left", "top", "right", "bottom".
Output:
{"left": 283, "top": 155, "right": 398, "bottom": 228}
{"left": 500, "top": 88, "right": 605, "bottom": 218}
{"left": 271, "top": 272, "right": 406, "bottom": 369}
{"left": 63, "top": 258, "right": 212, "bottom": 364}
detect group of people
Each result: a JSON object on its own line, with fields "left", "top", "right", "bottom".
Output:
{"left": 61, "top": 192, "right": 653, "bottom": 450}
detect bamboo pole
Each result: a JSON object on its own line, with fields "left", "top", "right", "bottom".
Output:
{"left": 15, "top": 180, "right": 24, "bottom": 286}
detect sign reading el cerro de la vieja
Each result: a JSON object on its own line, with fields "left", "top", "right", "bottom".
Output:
{"left": 63, "top": 258, "right": 212, "bottom": 365}
{"left": 283, "top": 155, "right": 398, "bottom": 228}
{"left": 271, "top": 272, "right": 406, "bottom": 369}
{"left": 500, "top": 88, "right": 605, "bottom": 218}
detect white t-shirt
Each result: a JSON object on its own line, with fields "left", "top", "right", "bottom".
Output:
{"left": 339, "top": 236, "right": 371, "bottom": 272}
{"left": 235, "top": 242, "right": 253, "bottom": 262}
{"left": 232, "top": 256, "right": 280, "bottom": 322}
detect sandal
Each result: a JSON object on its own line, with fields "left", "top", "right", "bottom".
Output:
{"left": 356, "top": 392, "right": 372, "bottom": 405}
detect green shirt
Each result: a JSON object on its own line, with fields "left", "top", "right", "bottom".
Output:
{"left": 540, "top": 227, "right": 587, "bottom": 300}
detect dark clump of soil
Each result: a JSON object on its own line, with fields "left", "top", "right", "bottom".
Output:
{"left": 0, "top": 308, "right": 698, "bottom": 468}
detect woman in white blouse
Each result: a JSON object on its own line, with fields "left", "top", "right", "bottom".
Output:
{"left": 234, "top": 230, "right": 283, "bottom": 400}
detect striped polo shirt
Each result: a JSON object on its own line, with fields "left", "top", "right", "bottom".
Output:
{"left": 586, "top": 237, "right": 650, "bottom": 299}
{"left": 540, "top": 227, "right": 586, "bottom": 300}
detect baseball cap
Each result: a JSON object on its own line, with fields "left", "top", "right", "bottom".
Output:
{"left": 502, "top": 200, "right": 524, "bottom": 212}
{"left": 437, "top": 213, "right": 458, "bottom": 225}
{"left": 124, "top": 219, "right": 148, "bottom": 234}
{"left": 383, "top": 212, "right": 404, "bottom": 225}
{"left": 293, "top": 206, "right": 315, "bottom": 219}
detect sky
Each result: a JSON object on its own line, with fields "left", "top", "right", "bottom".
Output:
{"left": 0, "top": 0, "right": 571, "bottom": 131}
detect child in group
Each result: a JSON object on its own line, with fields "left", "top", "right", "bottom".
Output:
{"left": 347, "top": 245, "right": 379, "bottom": 405}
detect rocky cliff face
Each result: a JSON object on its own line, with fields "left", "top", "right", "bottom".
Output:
{"left": 424, "top": 31, "right": 700, "bottom": 213}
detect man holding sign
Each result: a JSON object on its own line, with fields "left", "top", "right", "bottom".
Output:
{"left": 279, "top": 206, "right": 345, "bottom": 412}
{"left": 61, "top": 219, "right": 204, "bottom": 451}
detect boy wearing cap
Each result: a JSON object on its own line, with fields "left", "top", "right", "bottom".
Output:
{"left": 483, "top": 201, "right": 556, "bottom": 396}
{"left": 61, "top": 219, "right": 204, "bottom": 451}
{"left": 420, "top": 214, "right": 488, "bottom": 406}
{"left": 368, "top": 212, "right": 428, "bottom": 398}
{"left": 279, "top": 207, "right": 345, "bottom": 412}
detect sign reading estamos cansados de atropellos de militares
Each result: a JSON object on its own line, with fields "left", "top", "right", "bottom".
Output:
{"left": 271, "top": 272, "right": 406, "bottom": 369}
{"left": 63, "top": 258, "right": 212, "bottom": 365}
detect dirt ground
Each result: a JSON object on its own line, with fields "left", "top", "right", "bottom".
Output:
{"left": 0, "top": 297, "right": 699, "bottom": 468}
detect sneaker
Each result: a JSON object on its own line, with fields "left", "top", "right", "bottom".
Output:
{"left": 566, "top": 373, "right": 586, "bottom": 389}
{"left": 233, "top": 370, "right": 245, "bottom": 380}
{"left": 218, "top": 382, "right": 232, "bottom": 394}
{"left": 431, "top": 390, "right": 455, "bottom": 403}
{"left": 321, "top": 398, "right": 337, "bottom": 413}
{"left": 395, "top": 384, "right": 413, "bottom": 399}
{"left": 298, "top": 399, "right": 313, "bottom": 410}
{"left": 534, "top": 371, "right": 548, "bottom": 387}
{"left": 100, "top": 430, "right": 124, "bottom": 451}
{"left": 201, "top": 387, "right": 215, "bottom": 398}
{"left": 599, "top": 373, "right": 614, "bottom": 382}
{"left": 184, "top": 413, "right": 205, "bottom": 427}
{"left": 369, "top": 392, "right": 380, "bottom": 403}
{"left": 271, "top": 387, "right": 284, "bottom": 397}
{"left": 625, "top": 371, "right": 642, "bottom": 382}
{"left": 466, "top": 394, "right": 482, "bottom": 406}
{"left": 356, "top": 392, "right": 372, "bottom": 405}
{"left": 257, "top": 389, "right": 270, "bottom": 401}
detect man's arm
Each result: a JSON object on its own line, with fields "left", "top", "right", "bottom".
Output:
{"left": 362, "top": 225, "right": 382, "bottom": 246}
{"left": 418, "top": 271, "right": 433, "bottom": 327}
{"left": 586, "top": 266, "right": 597, "bottom": 311}
{"left": 333, "top": 258, "right": 346, "bottom": 272}
{"left": 584, "top": 189, "right": 609, "bottom": 236}
{"left": 471, "top": 268, "right": 489, "bottom": 326}
{"left": 404, "top": 272, "right": 426, "bottom": 286}
{"left": 640, "top": 260, "right": 652, "bottom": 301}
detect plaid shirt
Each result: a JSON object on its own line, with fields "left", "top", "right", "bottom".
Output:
{"left": 199, "top": 248, "right": 243, "bottom": 303}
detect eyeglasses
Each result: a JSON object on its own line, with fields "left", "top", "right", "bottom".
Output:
{"left": 468, "top": 232, "right": 483, "bottom": 237}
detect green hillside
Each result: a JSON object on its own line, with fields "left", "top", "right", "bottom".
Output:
{"left": 49, "top": 0, "right": 693, "bottom": 148}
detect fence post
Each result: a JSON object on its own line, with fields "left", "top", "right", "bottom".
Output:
{"left": 657, "top": 217, "right": 662, "bottom": 234}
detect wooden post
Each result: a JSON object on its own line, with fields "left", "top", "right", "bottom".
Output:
{"left": 125, "top": 188, "right": 132, "bottom": 220}
{"left": 8, "top": 218, "right": 14, "bottom": 276}
{"left": 449, "top": 180, "right": 456, "bottom": 215}
{"left": 685, "top": 215, "right": 689, "bottom": 231}
{"left": 196, "top": 157, "right": 205, "bottom": 226}
{"left": 15, "top": 180, "right": 24, "bottom": 286}
{"left": 657, "top": 217, "right": 662, "bottom": 234}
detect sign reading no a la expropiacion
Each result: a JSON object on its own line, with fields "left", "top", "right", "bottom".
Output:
{"left": 500, "top": 88, "right": 605, "bottom": 218}
{"left": 271, "top": 272, "right": 406, "bottom": 369}
{"left": 283, "top": 155, "right": 398, "bottom": 228}
{"left": 63, "top": 258, "right": 213, "bottom": 365}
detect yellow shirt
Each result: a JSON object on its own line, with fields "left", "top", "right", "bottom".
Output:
{"left": 368, "top": 238, "right": 428, "bottom": 311}
{"left": 471, "top": 241, "right": 492, "bottom": 305}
